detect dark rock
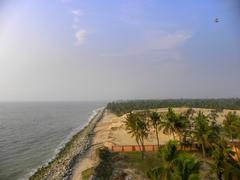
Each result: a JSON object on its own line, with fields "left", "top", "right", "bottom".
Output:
{"left": 110, "top": 168, "right": 127, "bottom": 180}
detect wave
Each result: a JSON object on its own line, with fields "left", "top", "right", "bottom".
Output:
{"left": 21, "top": 106, "right": 105, "bottom": 180}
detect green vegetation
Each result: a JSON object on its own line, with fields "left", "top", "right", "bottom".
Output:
{"left": 223, "top": 112, "right": 240, "bottom": 143}
{"left": 125, "top": 112, "right": 149, "bottom": 159}
{"left": 92, "top": 148, "right": 114, "bottom": 179}
{"left": 193, "top": 112, "right": 211, "bottom": 158}
{"left": 160, "top": 107, "right": 180, "bottom": 140}
{"left": 123, "top": 151, "right": 162, "bottom": 173}
{"left": 123, "top": 108, "right": 240, "bottom": 179}
{"left": 149, "top": 111, "right": 162, "bottom": 150}
{"left": 106, "top": 99, "right": 240, "bottom": 116}
{"left": 82, "top": 167, "right": 94, "bottom": 180}
{"left": 147, "top": 140, "right": 201, "bottom": 180}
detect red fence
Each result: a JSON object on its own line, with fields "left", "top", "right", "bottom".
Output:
{"left": 109, "top": 144, "right": 240, "bottom": 161}
{"left": 111, "top": 145, "right": 159, "bottom": 152}
{"left": 110, "top": 145, "right": 197, "bottom": 152}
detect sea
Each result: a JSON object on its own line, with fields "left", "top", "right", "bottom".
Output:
{"left": 0, "top": 101, "right": 106, "bottom": 180}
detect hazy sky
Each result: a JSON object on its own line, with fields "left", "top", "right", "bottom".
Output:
{"left": 0, "top": 0, "right": 239, "bottom": 101}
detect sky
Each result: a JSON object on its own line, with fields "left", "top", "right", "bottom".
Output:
{"left": 0, "top": 0, "right": 239, "bottom": 101}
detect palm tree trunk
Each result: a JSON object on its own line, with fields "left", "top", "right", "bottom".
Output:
{"left": 173, "top": 132, "right": 176, "bottom": 140}
{"left": 217, "top": 171, "right": 223, "bottom": 180}
{"left": 201, "top": 143, "right": 206, "bottom": 158}
{"left": 136, "top": 137, "right": 141, "bottom": 153}
{"left": 139, "top": 136, "right": 145, "bottom": 160}
{"left": 155, "top": 127, "right": 160, "bottom": 150}
{"left": 179, "top": 135, "right": 182, "bottom": 150}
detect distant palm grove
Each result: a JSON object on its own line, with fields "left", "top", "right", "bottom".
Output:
{"left": 106, "top": 99, "right": 240, "bottom": 179}
{"left": 106, "top": 99, "right": 240, "bottom": 116}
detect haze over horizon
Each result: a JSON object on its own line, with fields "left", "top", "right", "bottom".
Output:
{"left": 0, "top": 0, "right": 239, "bottom": 101}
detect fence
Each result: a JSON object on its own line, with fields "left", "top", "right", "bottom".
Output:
{"left": 110, "top": 144, "right": 240, "bottom": 162}
{"left": 110, "top": 144, "right": 197, "bottom": 152}
{"left": 111, "top": 145, "right": 158, "bottom": 152}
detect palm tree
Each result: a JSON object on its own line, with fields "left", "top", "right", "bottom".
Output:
{"left": 177, "top": 113, "right": 192, "bottom": 149}
{"left": 173, "top": 153, "right": 201, "bottom": 180}
{"left": 149, "top": 111, "right": 162, "bottom": 150}
{"left": 208, "top": 109, "right": 219, "bottom": 125}
{"left": 193, "top": 111, "right": 211, "bottom": 158}
{"left": 223, "top": 112, "right": 240, "bottom": 143}
{"left": 147, "top": 140, "right": 201, "bottom": 180}
{"left": 160, "top": 108, "right": 179, "bottom": 140}
{"left": 125, "top": 112, "right": 149, "bottom": 159}
{"left": 147, "top": 140, "right": 179, "bottom": 180}
{"left": 211, "top": 137, "right": 235, "bottom": 180}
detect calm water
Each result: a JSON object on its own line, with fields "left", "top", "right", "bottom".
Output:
{"left": 0, "top": 102, "right": 106, "bottom": 180}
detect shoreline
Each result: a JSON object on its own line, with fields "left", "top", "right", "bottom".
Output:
{"left": 54, "top": 107, "right": 105, "bottom": 158}
{"left": 71, "top": 109, "right": 123, "bottom": 180}
{"left": 29, "top": 107, "right": 105, "bottom": 180}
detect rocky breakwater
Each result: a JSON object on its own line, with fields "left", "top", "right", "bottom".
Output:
{"left": 29, "top": 108, "right": 105, "bottom": 180}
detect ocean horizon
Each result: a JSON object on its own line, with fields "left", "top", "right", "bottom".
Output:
{"left": 0, "top": 101, "right": 106, "bottom": 180}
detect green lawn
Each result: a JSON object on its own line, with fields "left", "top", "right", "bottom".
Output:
{"left": 81, "top": 167, "right": 94, "bottom": 180}
{"left": 122, "top": 151, "right": 163, "bottom": 174}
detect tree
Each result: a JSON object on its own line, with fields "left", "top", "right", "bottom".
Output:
{"left": 149, "top": 111, "right": 162, "bottom": 150}
{"left": 173, "top": 153, "right": 201, "bottom": 180}
{"left": 211, "top": 137, "right": 234, "bottom": 180}
{"left": 177, "top": 112, "right": 192, "bottom": 149}
{"left": 193, "top": 112, "right": 211, "bottom": 158}
{"left": 208, "top": 109, "right": 219, "bottom": 125}
{"left": 207, "top": 110, "right": 222, "bottom": 146}
{"left": 125, "top": 112, "right": 149, "bottom": 159}
{"left": 223, "top": 112, "right": 240, "bottom": 143}
{"left": 147, "top": 140, "right": 179, "bottom": 180}
{"left": 161, "top": 108, "right": 179, "bottom": 140}
{"left": 147, "top": 140, "right": 201, "bottom": 180}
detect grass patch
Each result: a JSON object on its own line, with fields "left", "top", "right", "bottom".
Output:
{"left": 82, "top": 167, "right": 94, "bottom": 180}
{"left": 122, "top": 151, "right": 162, "bottom": 174}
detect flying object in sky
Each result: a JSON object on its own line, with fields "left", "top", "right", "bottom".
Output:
{"left": 215, "top": 18, "right": 219, "bottom": 23}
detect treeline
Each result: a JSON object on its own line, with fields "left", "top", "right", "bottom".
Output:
{"left": 107, "top": 99, "right": 240, "bottom": 116}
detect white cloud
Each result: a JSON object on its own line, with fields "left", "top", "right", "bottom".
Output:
{"left": 69, "top": 9, "right": 88, "bottom": 45}
{"left": 146, "top": 31, "right": 192, "bottom": 50}
{"left": 71, "top": 9, "right": 83, "bottom": 17}
{"left": 75, "top": 29, "right": 87, "bottom": 45}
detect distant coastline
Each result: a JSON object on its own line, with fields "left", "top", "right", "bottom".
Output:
{"left": 29, "top": 107, "right": 105, "bottom": 180}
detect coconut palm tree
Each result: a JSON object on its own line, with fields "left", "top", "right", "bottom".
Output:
{"left": 149, "top": 111, "right": 162, "bottom": 150}
{"left": 160, "top": 108, "right": 179, "bottom": 140}
{"left": 223, "top": 112, "right": 240, "bottom": 143}
{"left": 177, "top": 113, "right": 192, "bottom": 149}
{"left": 147, "top": 140, "right": 179, "bottom": 180}
{"left": 208, "top": 109, "right": 219, "bottom": 125}
{"left": 193, "top": 112, "right": 211, "bottom": 158}
{"left": 147, "top": 140, "right": 201, "bottom": 180}
{"left": 211, "top": 137, "right": 235, "bottom": 180}
{"left": 173, "top": 152, "right": 201, "bottom": 180}
{"left": 125, "top": 112, "right": 149, "bottom": 159}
